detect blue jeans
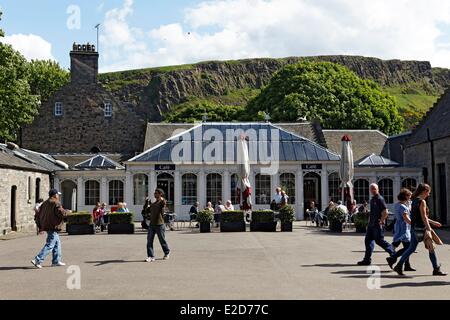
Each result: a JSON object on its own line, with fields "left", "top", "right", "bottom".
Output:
{"left": 363, "top": 225, "right": 395, "bottom": 262}
{"left": 35, "top": 231, "right": 62, "bottom": 264}
{"left": 398, "top": 230, "right": 439, "bottom": 269}
{"left": 147, "top": 225, "right": 170, "bottom": 258}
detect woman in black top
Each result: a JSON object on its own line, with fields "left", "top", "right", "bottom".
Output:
{"left": 394, "top": 183, "right": 447, "bottom": 276}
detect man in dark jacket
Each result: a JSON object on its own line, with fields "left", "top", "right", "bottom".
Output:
{"left": 31, "top": 189, "right": 67, "bottom": 269}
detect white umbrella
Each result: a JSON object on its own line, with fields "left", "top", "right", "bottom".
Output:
{"left": 339, "top": 135, "right": 354, "bottom": 207}
{"left": 237, "top": 135, "right": 252, "bottom": 215}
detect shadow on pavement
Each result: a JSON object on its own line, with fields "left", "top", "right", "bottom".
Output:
{"left": 0, "top": 266, "right": 36, "bottom": 271}
{"left": 382, "top": 281, "right": 450, "bottom": 288}
{"left": 332, "top": 270, "right": 391, "bottom": 275}
{"left": 301, "top": 263, "right": 385, "bottom": 268}
{"left": 85, "top": 259, "right": 146, "bottom": 266}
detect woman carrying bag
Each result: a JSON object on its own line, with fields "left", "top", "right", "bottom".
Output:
{"left": 394, "top": 183, "right": 447, "bottom": 276}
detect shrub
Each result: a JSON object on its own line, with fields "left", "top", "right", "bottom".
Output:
{"left": 354, "top": 211, "right": 370, "bottom": 229}
{"left": 67, "top": 212, "right": 92, "bottom": 225}
{"left": 109, "top": 212, "right": 134, "bottom": 224}
{"left": 278, "top": 205, "right": 296, "bottom": 223}
{"left": 197, "top": 210, "right": 214, "bottom": 223}
{"left": 251, "top": 210, "right": 275, "bottom": 223}
{"left": 222, "top": 211, "right": 245, "bottom": 223}
{"left": 328, "top": 207, "right": 347, "bottom": 224}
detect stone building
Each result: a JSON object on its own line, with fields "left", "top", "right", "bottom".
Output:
{"left": 21, "top": 43, "right": 147, "bottom": 159}
{"left": 0, "top": 143, "right": 66, "bottom": 234}
{"left": 401, "top": 89, "right": 450, "bottom": 225}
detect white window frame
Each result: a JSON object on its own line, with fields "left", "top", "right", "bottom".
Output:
{"left": 280, "top": 173, "right": 296, "bottom": 204}
{"left": 54, "top": 102, "right": 63, "bottom": 117}
{"left": 182, "top": 174, "right": 197, "bottom": 206}
{"left": 255, "top": 174, "right": 271, "bottom": 205}
{"left": 206, "top": 173, "right": 222, "bottom": 206}
{"left": 133, "top": 174, "right": 148, "bottom": 206}
{"left": 108, "top": 180, "right": 124, "bottom": 206}
{"left": 104, "top": 103, "right": 113, "bottom": 118}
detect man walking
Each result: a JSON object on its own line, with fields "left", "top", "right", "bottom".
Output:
{"left": 144, "top": 189, "right": 170, "bottom": 262}
{"left": 31, "top": 189, "right": 67, "bottom": 269}
{"left": 357, "top": 183, "right": 396, "bottom": 266}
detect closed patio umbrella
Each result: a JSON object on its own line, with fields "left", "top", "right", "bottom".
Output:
{"left": 237, "top": 135, "right": 252, "bottom": 215}
{"left": 339, "top": 135, "right": 354, "bottom": 210}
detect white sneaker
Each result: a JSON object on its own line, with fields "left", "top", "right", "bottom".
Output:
{"left": 31, "top": 259, "right": 42, "bottom": 269}
{"left": 52, "top": 262, "right": 66, "bottom": 267}
{"left": 145, "top": 257, "right": 156, "bottom": 263}
{"left": 163, "top": 254, "right": 170, "bottom": 260}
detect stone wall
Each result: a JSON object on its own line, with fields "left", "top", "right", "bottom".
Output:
{"left": 21, "top": 83, "right": 147, "bottom": 156}
{"left": 0, "top": 168, "right": 50, "bottom": 234}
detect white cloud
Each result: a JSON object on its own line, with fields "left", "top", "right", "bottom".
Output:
{"left": 100, "top": 0, "right": 450, "bottom": 72}
{"left": 1, "top": 33, "right": 55, "bottom": 61}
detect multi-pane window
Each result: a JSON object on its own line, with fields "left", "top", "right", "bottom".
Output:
{"left": 379, "top": 178, "right": 394, "bottom": 204}
{"left": 54, "top": 102, "right": 63, "bottom": 116}
{"left": 230, "top": 174, "right": 239, "bottom": 205}
{"left": 206, "top": 173, "right": 222, "bottom": 206}
{"left": 280, "top": 173, "right": 296, "bottom": 204}
{"left": 133, "top": 174, "right": 148, "bottom": 205}
{"left": 328, "top": 172, "right": 341, "bottom": 203}
{"left": 354, "top": 179, "right": 369, "bottom": 204}
{"left": 85, "top": 180, "right": 100, "bottom": 206}
{"left": 402, "top": 178, "right": 418, "bottom": 193}
{"left": 182, "top": 174, "right": 197, "bottom": 205}
{"left": 109, "top": 180, "right": 124, "bottom": 205}
{"left": 104, "top": 103, "right": 113, "bottom": 118}
{"left": 255, "top": 174, "right": 271, "bottom": 205}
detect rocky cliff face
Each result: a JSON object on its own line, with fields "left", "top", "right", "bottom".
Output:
{"left": 99, "top": 55, "right": 450, "bottom": 122}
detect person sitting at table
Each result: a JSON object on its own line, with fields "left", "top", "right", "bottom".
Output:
{"left": 224, "top": 200, "right": 234, "bottom": 211}
{"left": 205, "top": 202, "right": 214, "bottom": 212}
{"left": 116, "top": 202, "right": 127, "bottom": 213}
{"left": 189, "top": 201, "right": 200, "bottom": 227}
{"left": 214, "top": 200, "right": 225, "bottom": 227}
{"left": 306, "top": 201, "right": 319, "bottom": 224}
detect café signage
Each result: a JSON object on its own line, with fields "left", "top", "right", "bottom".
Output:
{"left": 302, "top": 164, "right": 322, "bottom": 170}
{"left": 155, "top": 164, "right": 176, "bottom": 171}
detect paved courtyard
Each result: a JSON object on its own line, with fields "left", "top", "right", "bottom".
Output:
{"left": 1, "top": 222, "right": 450, "bottom": 300}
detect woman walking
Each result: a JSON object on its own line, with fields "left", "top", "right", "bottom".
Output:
{"left": 393, "top": 184, "right": 447, "bottom": 276}
{"left": 386, "top": 189, "right": 415, "bottom": 271}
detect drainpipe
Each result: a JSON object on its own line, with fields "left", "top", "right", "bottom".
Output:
{"left": 427, "top": 128, "right": 437, "bottom": 220}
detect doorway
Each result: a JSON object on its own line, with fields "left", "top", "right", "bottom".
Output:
{"left": 157, "top": 173, "right": 175, "bottom": 212}
{"left": 10, "top": 186, "right": 17, "bottom": 231}
{"left": 304, "top": 172, "right": 322, "bottom": 211}
{"left": 437, "top": 164, "right": 448, "bottom": 224}
{"left": 61, "top": 180, "right": 77, "bottom": 211}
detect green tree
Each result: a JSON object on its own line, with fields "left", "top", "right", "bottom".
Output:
{"left": 0, "top": 12, "right": 39, "bottom": 141}
{"left": 28, "top": 59, "right": 69, "bottom": 103}
{"left": 165, "top": 101, "right": 257, "bottom": 123}
{"left": 247, "top": 61, "right": 404, "bottom": 135}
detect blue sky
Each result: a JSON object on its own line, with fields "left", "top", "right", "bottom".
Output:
{"left": 1, "top": 0, "right": 450, "bottom": 72}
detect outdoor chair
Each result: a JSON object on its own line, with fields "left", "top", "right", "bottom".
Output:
{"left": 189, "top": 214, "right": 198, "bottom": 228}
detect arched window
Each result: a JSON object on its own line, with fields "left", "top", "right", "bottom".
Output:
{"left": 280, "top": 173, "right": 296, "bottom": 204}
{"left": 133, "top": 174, "right": 148, "bottom": 205}
{"left": 206, "top": 173, "right": 222, "bottom": 206}
{"left": 328, "top": 172, "right": 341, "bottom": 203}
{"left": 354, "top": 179, "right": 369, "bottom": 204}
{"left": 255, "top": 174, "right": 271, "bottom": 205}
{"left": 230, "top": 174, "right": 239, "bottom": 205}
{"left": 109, "top": 180, "right": 124, "bottom": 205}
{"left": 402, "top": 178, "right": 418, "bottom": 193}
{"left": 182, "top": 174, "right": 197, "bottom": 205}
{"left": 85, "top": 180, "right": 100, "bottom": 206}
{"left": 379, "top": 178, "right": 394, "bottom": 204}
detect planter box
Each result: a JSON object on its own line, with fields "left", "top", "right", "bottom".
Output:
{"left": 199, "top": 222, "right": 211, "bottom": 233}
{"left": 250, "top": 222, "right": 277, "bottom": 232}
{"left": 329, "top": 221, "right": 343, "bottom": 233}
{"left": 67, "top": 224, "right": 95, "bottom": 235}
{"left": 281, "top": 222, "right": 293, "bottom": 232}
{"left": 220, "top": 221, "right": 246, "bottom": 232}
{"left": 108, "top": 224, "right": 135, "bottom": 234}
{"left": 355, "top": 225, "right": 367, "bottom": 233}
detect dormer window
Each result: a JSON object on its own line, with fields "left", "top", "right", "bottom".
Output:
{"left": 54, "top": 102, "right": 63, "bottom": 117}
{"left": 104, "top": 103, "right": 113, "bottom": 118}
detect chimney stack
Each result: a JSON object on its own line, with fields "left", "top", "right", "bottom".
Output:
{"left": 70, "top": 42, "right": 99, "bottom": 85}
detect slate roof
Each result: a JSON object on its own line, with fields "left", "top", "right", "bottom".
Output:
{"left": 0, "top": 143, "right": 67, "bottom": 172}
{"left": 356, "top": 154, "right": 400, "bottom": 167}
{"left": 75, "top": 154, "right": 125, "bottom": 170}
{"left": 52, "top": 153, "right": 125, "bottom": 168}
{"left": 130, "top": 123, "right": 341, "bottom": 163}
{"left": 322, "top": 130, "right": 388, "bottom": 161}
{"left": 406, "top": 89, "right": 450, "bottom": 146}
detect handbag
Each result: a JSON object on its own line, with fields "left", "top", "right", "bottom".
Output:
{"left": 141, "top": 220, "right": 149, "bottom": 230}
{"left": 414, "top": 227, "right": 425, "bottom": 242}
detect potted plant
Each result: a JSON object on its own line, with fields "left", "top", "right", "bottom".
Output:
{"left": 66, "top": 212, "right": 95, "bottom": 235}
{"left": 250, "top": 210, "right": 276, "bottom": 232}
{"left": 278, "top": 205, "right": 295, "bottom": 232}
{"left": 197, "top": 210, "right": 213, "bottom": 233}
{"left": 108, "top": 212, "right": 135, "bottom": 234}
{"left": 220, "top": 211, "right": 246, "bottom": 232}
{"left": 354, "top": 211, "right": 369, "bottom": 233}
{"left": 328, "top": 207, "right": 347, "bottom": 233}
